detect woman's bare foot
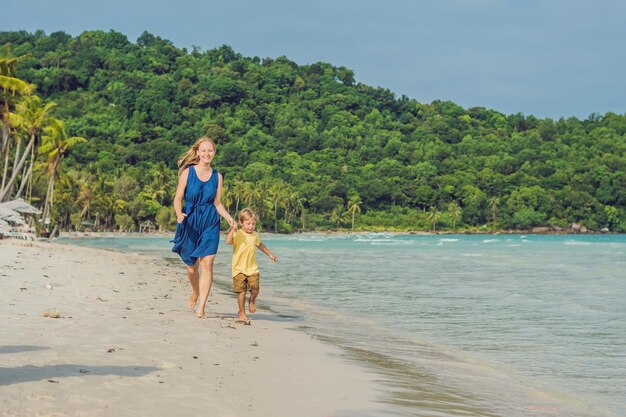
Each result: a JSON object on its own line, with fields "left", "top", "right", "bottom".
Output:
{"left": 188, "top": 293, "right": 199, "bottom": 311}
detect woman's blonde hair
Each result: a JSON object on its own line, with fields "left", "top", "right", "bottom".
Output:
{"left": 177, "top": 137, "right": 216, "bottom": 175}
{"left": 238, "top": 208, "right": 258, "bottom": 223}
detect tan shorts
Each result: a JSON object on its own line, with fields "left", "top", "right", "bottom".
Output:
{"left": 233, "top": 273, "right": 260, "bottom": 293}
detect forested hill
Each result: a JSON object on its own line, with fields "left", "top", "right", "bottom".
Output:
{"left": 1, "top": 29, "right": 625, "bottom": 232}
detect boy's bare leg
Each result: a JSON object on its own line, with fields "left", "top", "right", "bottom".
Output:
{"left": 249, "top": 289, "right": 259, "bottom": 314}
{"left": 186, "top": 263, "right": 200, "bottom": 311}
{"left": 196, "top": 255, "right": 215, "bottom": 319}
{"left": 237, "top": 291, "right": 248, "bottom": 321}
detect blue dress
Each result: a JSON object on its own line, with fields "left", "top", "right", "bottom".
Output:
{"left": 171, "top": 166, "right": 221, "bottom": 266}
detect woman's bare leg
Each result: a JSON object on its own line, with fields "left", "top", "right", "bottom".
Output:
{"left": 196, "top": 255, "right": 215, "bottom": 318}
{"left": 186, "top": 262, "right": 200, "bottom": 311}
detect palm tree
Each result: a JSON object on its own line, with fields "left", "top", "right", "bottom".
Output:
{"left": 243, "top": 181, "right": 267, "bottom": 225}
{"left": 268, "top": 181, "right": 288, "bottom": 233}
{"left": 490, "top": 197, "right": 500, "bottom": 230}
{"left": 347, "top": 195, "right": 362, "bottom": 231}
{"left": 447, "top": 201, "right": 462, "bottom": 230}
{"left": 1, "top": 112, "right": 25, "bottom": 199}
{"left": 0, "top": 58, "right": 33, "bottom": 135}
{"left": 427, "top": 206, "right": 442, "bottom": 232}
{"left": 49, "top": 171, "right": 78, "bottom": 231}
{"left": 242, "top": 181, "right": 258, "bottom": 207}
{"left": 147, "top": 162, "right": 170, "bottom": 205}
{"left": 1, "top": 56, "right": 33, "bottom": 196}
{"left": 77, "top": 177, "right": 94, "bottom": 221}
{"left": 329, "top": 204, "right": 349, "bottom": 228}
{"left": 221, "top": 183, "right": 233, "bottom": 213}
{"left": 39, "top": 118, "right": 86, "bottom": 222}
{"left": 0, "top": 57, "right": 32, "bottom": 99}
{"left": 255, "top": 181, "right": 274, "bottom": 231}
{"left": 82, "top": 174, "right": 115, "bottom": 228}
{"left": 230, "top": 179, "right": 246, "bottom": 214}
{"left": 284, "top": 190, "right": 304, "bottom": 226}
{"left": 12, "top": 96, "right": 56, "bottom": 199}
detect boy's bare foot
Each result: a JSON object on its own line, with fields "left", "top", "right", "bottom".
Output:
{"left": 197, "top": 313, "right": 207, "bottom": 319}
{"left": 236, "top": 318, "right": 251, "bottom": 325}
{"left": 249, "top": 301, "right": 256, "bottom": 314}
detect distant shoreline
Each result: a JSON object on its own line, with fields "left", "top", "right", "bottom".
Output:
{"left": 55, "top": 228, "right": 624, "bottom": 239}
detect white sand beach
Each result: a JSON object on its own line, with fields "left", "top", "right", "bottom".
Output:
{"left": 0, "top": 240, "right": 380, "bottom": 417}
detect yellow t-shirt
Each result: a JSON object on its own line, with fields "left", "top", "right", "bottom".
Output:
{"left": 231, "top": 230, "right": 261, "bottom": 277}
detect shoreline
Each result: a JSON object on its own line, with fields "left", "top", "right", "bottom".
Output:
{"left": 6, "top": 234, "right": 621, "bottom": 417}
{"left": 55, "top": 229, "right": 625, "bottom": 240}
{"left": 0, "top": 239, "right": 382, "bottom": 417}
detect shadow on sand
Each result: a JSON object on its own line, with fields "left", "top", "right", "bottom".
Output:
{"left": 0, "top": 364, "right": 159, "bottom": 386}
{"left": 0, "top": 345, "right": 50, "bottom": 354}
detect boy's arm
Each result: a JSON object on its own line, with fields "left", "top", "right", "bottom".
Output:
{"left": 225, "top": 226, "right": 236, "bottom": 245}
{"left": 257, "top": 242, "right": 278, "bottom": 262}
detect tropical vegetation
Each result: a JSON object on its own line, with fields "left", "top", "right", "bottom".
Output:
{"left": 1, "top": 30, "right": 625, "bottom": 234}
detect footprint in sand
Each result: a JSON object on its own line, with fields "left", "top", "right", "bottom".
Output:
{"left": 26, "top": 393, "right": 56, "bottom": 401}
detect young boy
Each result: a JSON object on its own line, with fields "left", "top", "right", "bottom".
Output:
{"left": 225, "top": 208, "right": 277, "bottom": 323}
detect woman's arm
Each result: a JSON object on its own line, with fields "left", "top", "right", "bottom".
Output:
{"left": 173, "top": 168, "right": 189, "bottom": 223}
{"left": 214, "top": 173, "right": 237, "bottom": 228}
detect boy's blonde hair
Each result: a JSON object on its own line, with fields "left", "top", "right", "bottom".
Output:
{"left": 177, "top": 136, "right": 216, "bottom": 175}
{"left": 239, "top": 208, "right": 257, "bottom": 223}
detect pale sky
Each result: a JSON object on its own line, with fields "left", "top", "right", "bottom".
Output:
{"left": 4, "top": 0, "right": 626, "bottom": 119}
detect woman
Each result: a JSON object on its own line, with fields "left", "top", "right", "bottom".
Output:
{"left": 171, "top": 137, "right": 236, "bottom": 318}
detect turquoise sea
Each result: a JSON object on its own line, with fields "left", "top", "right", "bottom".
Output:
{"left": 58, "top": 233, "right": 626, "bottom": 417}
